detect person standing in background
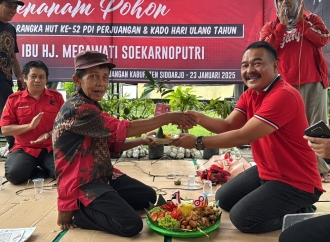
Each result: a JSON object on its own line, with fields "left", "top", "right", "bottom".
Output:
{"left": 260, "top": 0, "right": 330, "bottom": 179}
{"left": 0, "top": 0, "right": 25, "bottom": 157}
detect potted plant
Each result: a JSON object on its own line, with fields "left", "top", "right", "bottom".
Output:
{"left": 164, "top": 86, "right": 202, "bottom": 113}
{"left": 164, "top": 85, "right": 202, "bottom": 133}
{"left": 162, "top": 85, "right": 204, "bottom": 159}
{"left": 141, "top": 71, "right": 174, "bottom": 159}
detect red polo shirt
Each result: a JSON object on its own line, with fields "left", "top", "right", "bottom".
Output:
{"left": 0, "top": 88, "right": 64, "bottom": 157}
{"left": 235, "top": 78, "right": 324, "bottom": 193}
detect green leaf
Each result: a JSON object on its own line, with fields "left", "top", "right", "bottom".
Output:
{"left": 155, "top": 194, "right": 167, "bottom": 206}
{"left": 141, "top": 71, "right": 173, "bottom": 101}
{"left": 164, "top": 85, "right": 202, "bottom": 112}
{"left": 144, "top": 71, "right": 154, "bottom": 83}
{"left": 155, "top": 126, "right": 165, "bottom": 138}
{"left": 161, "top": 89, "right": 174, "bottom": 96}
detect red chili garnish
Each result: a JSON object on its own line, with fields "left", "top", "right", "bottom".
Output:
{"left": 170, "top": 208, "right": 182, "bottom": 220}
{"left": 160, "top": 204, "right": 172, "bottom": 211}
{"left": 167, "top": 201, "right": 177, "bottom": 209}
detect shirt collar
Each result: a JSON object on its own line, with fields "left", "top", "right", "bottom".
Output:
{"left": 77, "top": 87, "right": 103, "bottom": 110}
{"left": 21, "top": 88, "right": 50, "bottom": 98}
{"left": 21, "top": 89, "right": 29, "bottom": 97}
{"left": 263, "top": 74, "right": 281, "bottom": 92}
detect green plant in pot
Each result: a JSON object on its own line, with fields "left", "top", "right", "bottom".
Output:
{"left": 165, "top": 86, "right": 202, "bottom": 113}
{"left": 202, "top": 97, "right": 236, "bottom": 159}
{"left": 163, "top": 86, "right": 203, "bottom": 159}
{"left": 141, "top": 71, "right": 174, "bottom": 159}
{"left": 164, "top": 85, "right": 202, "bottom": 133}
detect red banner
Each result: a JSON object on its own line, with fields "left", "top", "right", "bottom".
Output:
{"left": 11, "top": 0, "right": 330, "bottom": 83}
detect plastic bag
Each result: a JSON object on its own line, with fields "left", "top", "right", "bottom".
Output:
{"left": 198, "top": 152, "right": 251, "bottom": 184}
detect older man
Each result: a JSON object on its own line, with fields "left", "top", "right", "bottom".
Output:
{"left": 53, "top": 50, "right": 196, "bottom": 236}
{"left": 0, "top": 60, "right": 64, "bottom": 184}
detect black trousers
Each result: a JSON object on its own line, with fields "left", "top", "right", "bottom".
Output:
{"left": 279, "top": 214, "right": 330, "bottom": 242}
{"left": 5, "top": 148, "right": 55, "bottom": 184}
{"left": 215, "top": 165, "right": 322, "bottom": 233}
{"left": 0, "top": 80, "right": 14, "bottom": 149}
{"left": 73, "top": 175, "right": 157, "bottom": 237}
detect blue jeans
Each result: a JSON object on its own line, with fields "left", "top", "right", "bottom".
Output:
{"left": 215, "top": 166, "right": 322, "bottom": 233}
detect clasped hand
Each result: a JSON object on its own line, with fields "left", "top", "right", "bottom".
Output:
{"left": 28, "top": 112, "right": 49, "bottom": 144}
{"left": 171, "top": 112, "right": 198, "bottom": 130}
{"left": 279, "top": 0, "right": 305, "bottom": 25}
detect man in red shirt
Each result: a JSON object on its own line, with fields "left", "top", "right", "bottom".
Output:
{"left": 53, "top": 50, "right": 197, "bottom": 236}
{"left": 172, "top": 41, "right": 324, "bottom": 233}
{"left": 0, "top": 60, "right": 64, "bottom": 184}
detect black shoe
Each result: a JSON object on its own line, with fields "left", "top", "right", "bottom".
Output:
{"left": 296, "top": 205, "right": 316, "bottom": 213}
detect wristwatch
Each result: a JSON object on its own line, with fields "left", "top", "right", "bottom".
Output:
{"left": 195, "top": 136, "right": 204, "bottom": 150}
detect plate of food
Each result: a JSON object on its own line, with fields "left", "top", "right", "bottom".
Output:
{"left": 146, "top": 193, "right": 221, "bottom": 238}
{"left": 150, "top": 127, "right": 179, "bottom": 145}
